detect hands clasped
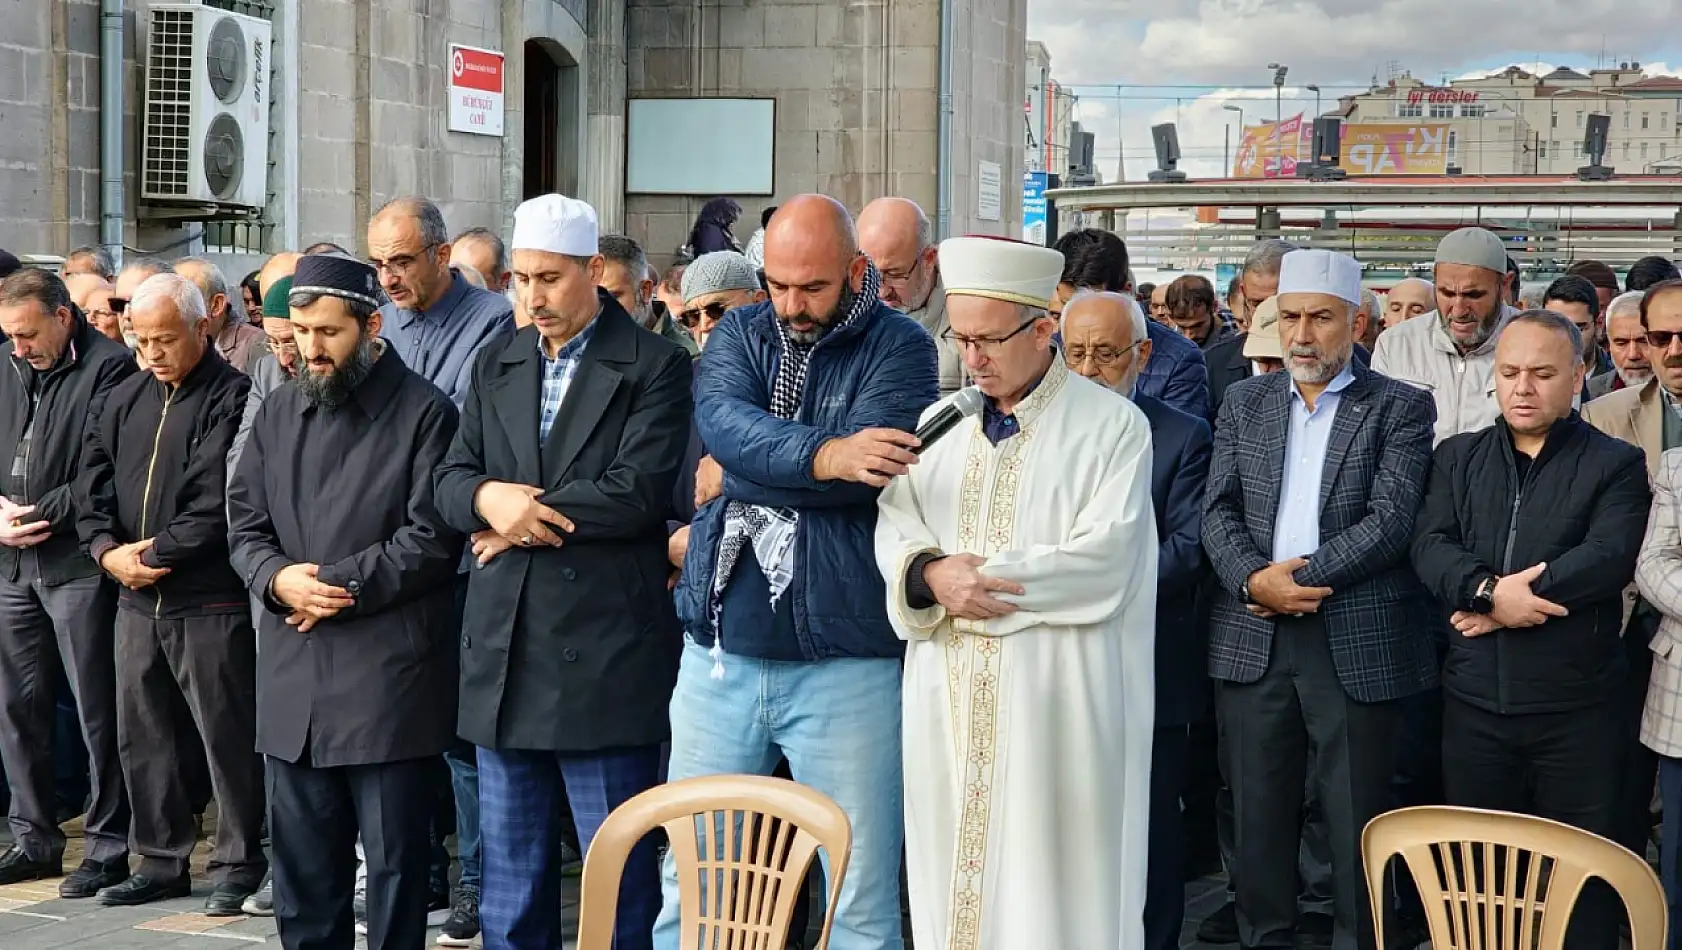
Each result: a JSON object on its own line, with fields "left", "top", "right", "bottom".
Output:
{"left": 471, "top": 481, "right": 575, "bottom": 567}
{"left": 1451, "top": 563, "right": 1566, "bottom": 637}
{"left": 925, "top": 554, "right": 1025, "bottom": 622}
{"left": 1244, "top": 558, "right": 1331, "bottom": 618}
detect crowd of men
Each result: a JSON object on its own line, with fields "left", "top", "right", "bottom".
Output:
{"left": 6, "top": 194, "right": 1682, "bottom": 950}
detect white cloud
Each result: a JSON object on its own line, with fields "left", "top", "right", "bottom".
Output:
{"left": 1027, "top": 0, "right": 1682, "bottom": 181}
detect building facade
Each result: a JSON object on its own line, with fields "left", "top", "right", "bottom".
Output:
{"left": 2, "top": 0, "right": 1026, "bottom": 274}
{"left": 1337, "top": 64, "right": 1682, "bottom": 176}
{"left": 1023, "top": 39, "right": 1076, "bottom": 177}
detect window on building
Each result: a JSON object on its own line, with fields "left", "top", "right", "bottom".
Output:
{"left": 1552, "top": 140, "right": 1560, "bottom": 158}
{"left": 1664, "top": 113, "right": 1671, "bottom": 131}
{"left": 1664, "top": 143, "right": 1670, "bottom": 159}
{"left": 1551, "top": 112, "right": 1558, "bottom": 128}
{"left": 1575, "top": 141, "right": 1585, "bottom": 157}
{"left": 1625, "top": 110, "right": 1632, "bottom": 129}
{"left": 1539, "top": 141, "right": 1548, "bottom": 159}
{"left": 1577, "top": 110, "right": 1585, "bottom": 127}
{"left": 1462, "top": 104, "right": 1484, "bottom": 118}
{"left": 1397, "top": 102, "right": 1422, "bottom": 118}
{"left": 1624, "top": 141, "right": 1632, "bottom": 158}
{"left": 1643, "top": 141, "right": 1650, "bottom": 159}
{"left": 1430, "top": 103, "right": 1454, "bottom": 119}
{"left": 1447, "top": 131, "right": 1459, "bottom": 162}
{"left": 1643, "top": 112, "right": 1651, "bottom": 129}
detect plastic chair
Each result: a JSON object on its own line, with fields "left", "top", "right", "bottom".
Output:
{"left": 1362, "top": 805, "right": 1667, "bottom": 950}
{"left": 577, "top": 774, "right": 852, "bottom": 950}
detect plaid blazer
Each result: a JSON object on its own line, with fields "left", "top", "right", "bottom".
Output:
{"left": 1202, "top": 362, "right": 1440, "bottom": 703}
{"left": 1639, "top": 449, "right": 1682, "bottom": 757}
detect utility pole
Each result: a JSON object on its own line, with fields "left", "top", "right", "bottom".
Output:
{"left": 1224, "top": 124, "right": 1230, "bottom": 178}
{"left": 1268, "top": 63, "right": 1288, "bottom": 126}
{"left": 1223, "top": 104, "right": 1244, "bottom": 175}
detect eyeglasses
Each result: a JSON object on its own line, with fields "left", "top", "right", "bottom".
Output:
{"left": 86, "top": 308, "right": 115, "bottom": 323}
{"left": 266, "top": 338, "right": 299, "bottom": 355}
{"left": 1064, "top": 340, "right": 1144, "bottom": 367}
{"left": 1647, "top": 330, "right": 1682, "bottom": 349}
{"left": 369, "top": 243, "right": 439, "bottom": 275}
{"left": 679, "top": 301, "right": 730, "bottom": 328}
{"left": 940, "top": 318, "right": 1040, "bottom": 354}
{"left": 110, "top": 297, "right": 129, "bottom": 315}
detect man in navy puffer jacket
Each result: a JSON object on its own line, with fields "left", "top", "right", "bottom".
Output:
{"left": 655, "top": 196, "right": 938, "bottom": 950}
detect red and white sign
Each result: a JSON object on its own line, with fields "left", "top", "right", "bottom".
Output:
{"left": 448, "top": 45, "right": 504, "bottom": 136}
{"left": 1406, "top": 88, "right": 1480, "bottom": 106}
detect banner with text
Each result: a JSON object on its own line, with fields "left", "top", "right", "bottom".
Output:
{"left": 1339, "top": 124, "right": 1451, "bottom": 175}
{"left": 1231, "top": 114, "right": 1311, "bottom": 179}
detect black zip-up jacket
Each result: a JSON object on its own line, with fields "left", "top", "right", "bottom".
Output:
{"left": 0, "top": 310, "right": 137, "bottom": 586}
{"left": 1412, "top": 414, "right": 1651, "bottom": 714}
{"left": 76, "top": 348, "right": 251, "bottom": 618}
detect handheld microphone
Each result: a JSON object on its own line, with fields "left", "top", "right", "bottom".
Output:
{"left": 912, "top": 387, "right": 986, "bottom": 455}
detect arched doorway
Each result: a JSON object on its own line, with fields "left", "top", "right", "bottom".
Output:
{"left": 523, "top": 39, "right": 580, "bottom": 199}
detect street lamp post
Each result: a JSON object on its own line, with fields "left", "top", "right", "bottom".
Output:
{"left": 1306, "top": 83, "right": 1321, "bottom": 118}
{"left": 1267, "top": 63, "right": 1289, "bottom": 126}
{"left": 1223, "top": 104, "right": 1244, "bottom": 175}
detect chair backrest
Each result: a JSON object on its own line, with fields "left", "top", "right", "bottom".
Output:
{"left": 1362, "top": 806, "right": 1667, "bottom": 950}
{"left": 577, "top": 774, "right": 853, "bottom": 950}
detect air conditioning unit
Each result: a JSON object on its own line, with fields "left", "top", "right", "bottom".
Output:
{"left": 140, "top": 3, "right": 271, "bottom": 211}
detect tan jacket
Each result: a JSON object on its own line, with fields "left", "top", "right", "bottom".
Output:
{"left": 1581, "top": 377, "right": 1664, "bottom": 481}
{"left": 1370, "top": 310, "right": 1510, "bottom": 445}
{"left": 1638, "top": 450, "right": 1682, "bottom": 757}
{"left": 908, "top": 277, "right": 965, "bottom": 395}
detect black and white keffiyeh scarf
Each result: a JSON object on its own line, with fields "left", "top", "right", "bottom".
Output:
{"left": 705, "top": 262, "right": 882, "bottom": 677}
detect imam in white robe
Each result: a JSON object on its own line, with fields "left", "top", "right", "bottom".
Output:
{"left": 874, "top": 356, "right": 1157, "bottom": 950}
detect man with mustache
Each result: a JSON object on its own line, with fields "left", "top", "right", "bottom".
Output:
{"left": 228, "top": 253, "right": 463, "bottom": 949}
{"left": 1373, "top": 228, "right": 1515, "bottom": 445}
{"left": 1205, "top": 249, "right": 1437, "bottom": 950}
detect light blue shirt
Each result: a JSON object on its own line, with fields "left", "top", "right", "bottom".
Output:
{"left": 1272, "top": 364, "right": 1357, "bottom": 563}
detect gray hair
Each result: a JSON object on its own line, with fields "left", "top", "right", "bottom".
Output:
{"left": 129, "top": 272, "right": 208, "bottom": 324}
{"left": 119, "top": 258, "right": 168, "bottom": 282}
{"left": 173, "top": 256, "right": 230, "bottom": 312}
{"left": 598, "top": 235, "right": 649, "bottom": 279}
{"left": 1060, "top": 289, "right": 1148, "bottom": 344}
{"left": 453, "top": 226, "right": 506, "bottom": 273}
{"left": 1513, "top": 308, "right": 1583, "bottom": 354}
{"left": 1359, "top": 288, "right": 1380, "bottom": 318}
{"left": 1241, "top": 239, "right": 1298, "bottom": 279}
{"left": 65, "top": 245, "right": 116, "bottom": 280}
{"left": 375, "top": 196, "right": 449, "bottom": 247}
{"left": 1607, "top": 289, "right": 1646, "bottom": 322}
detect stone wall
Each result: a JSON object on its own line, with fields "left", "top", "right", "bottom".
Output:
{"left": 624, "top": 0, "right": 1026, "bottom": 273}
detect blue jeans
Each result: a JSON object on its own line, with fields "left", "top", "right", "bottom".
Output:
{"left": 445, "top": 746, "right": 480, "bottom": 892}
{"left": 652, "top": 640, "right": 905, "bottom": 950}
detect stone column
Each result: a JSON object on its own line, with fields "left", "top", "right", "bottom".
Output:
{"left": 582, "top": 0, "right": 627, "bottom": 232}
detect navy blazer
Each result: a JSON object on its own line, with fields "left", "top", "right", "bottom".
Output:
{"left": 1201, "top": 360, "right": 1439, "bottom": 703}
{"left": 1136, "top": 393, "right": 1214, "bottom": 726}
{"left": 1137, "top": 322, "right": 1211, "bottom": 420}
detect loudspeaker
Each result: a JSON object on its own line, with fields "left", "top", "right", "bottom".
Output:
{"left": 1148, "top": 123, "right": 1188, "bottom": 182}
{"left": 1584, "top": 114, "right": 1610, "bottom": 163}
{"left": 1151, "top": 123, "right": 1181, "bottom": 170}
{"left": 1312, "top": 117, "right": 1342, "bottom": 165}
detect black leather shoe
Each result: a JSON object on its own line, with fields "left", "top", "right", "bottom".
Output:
{"left": 0, "top": 845, "right": 62, "bottom": 886}
{"left": 204, "top": 881, "right": 258, "bottom": 917}
{"left": 1196, "top": 901, "right": 1240, "bottom": 944}
{"left": 58, "top": 856, "right": 129, "bottom": 898}
{"left": 96, "top": 873, "right": 191, "bottom": 906}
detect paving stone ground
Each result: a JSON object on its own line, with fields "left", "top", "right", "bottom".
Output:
{"left": 0, "top": 815, "right": 1239, "bottom": 949}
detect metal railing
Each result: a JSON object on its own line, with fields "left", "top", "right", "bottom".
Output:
{"left": 202, "top": 219, "right": 278, "bottom": 255}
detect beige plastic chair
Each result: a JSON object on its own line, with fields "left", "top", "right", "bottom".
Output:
{"left": 1363, "top": 806, "right": 1667, "bottom": 950}
{"left": 577, "top": 774, "right": 852, "bottom": 950}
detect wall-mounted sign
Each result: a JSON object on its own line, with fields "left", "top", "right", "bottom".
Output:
{"left": 1022, "top": 171, "right": 1048, "bottom": 244}
{"left": 1406, "top": 88, "right": 1479, "bottom": 105}
{"left": 978, "top": 161, "right": 1002, "bottom": 221}
{"left": 448, "top": 44, "right": 505, "bottom": 136}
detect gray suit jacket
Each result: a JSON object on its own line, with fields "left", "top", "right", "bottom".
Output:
{"left": 1202, "top": 361, "right": 1441, "bottom": 702}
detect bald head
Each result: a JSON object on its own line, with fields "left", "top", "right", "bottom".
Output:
{"left": 1383, "top": 277, "right": 1435, "bottom": 329}
{"left": 64, "top": 273, "right": 111, "bottom": 311}
{"left": 762, "top": 194, "right": 867, "bottom": 345}
{"left": 1060, "top": 291, "right": 1152, "bottom": 395}
{"left": 857, "top": 197, "right": 937, "bottom": 312}
{"left": 259, "top": 252, "right": 302, "bottom": 296}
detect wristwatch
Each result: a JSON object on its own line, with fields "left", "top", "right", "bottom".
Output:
{"left": 1241, "top": 577, "right": 1254, "bottom": 605}
{"left": 1469, "top": 575, "right": 1497, "bottom": 615}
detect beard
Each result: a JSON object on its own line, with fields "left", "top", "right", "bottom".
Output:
{"left": 780, "top": 281, "right": 856, "bottom": 345}
{"left": 296, "top": 335, "right": 379, "bottom": 410}
{"left": 1437, "top": 297, "right": 1503, "bottom": 349}
{"left": 1287, "top": 338, "right": 1354, "bottom": 385}
{"left": 1619, "top": 364, "right": 1654, "bottom": 387}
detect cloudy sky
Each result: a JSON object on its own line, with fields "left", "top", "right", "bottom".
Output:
{"left": 1026, "top": 0, "right": 1682, "bottom": 180}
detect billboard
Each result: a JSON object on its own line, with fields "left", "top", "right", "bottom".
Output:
{"left": 1232, "top": 117, "right": 1453, "bottom": 177}
{"left": 1339, "top": 124, "right": 1451, "bottom": 175}
{"left": 1231, "top": 113, "right": 1312, "bottom": 179}
{"left": 1023, "top": 171, "right": 1049, "bottom": 245}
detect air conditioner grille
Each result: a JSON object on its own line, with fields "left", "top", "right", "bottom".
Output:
{"left": 142, "top": 8, "right": 194, "bottom": 197}
{"left": 203, "top": 113, "right": 246, "bottom": 200}
{"left": 206, "top": 16, "right": 247, "bottom": 103}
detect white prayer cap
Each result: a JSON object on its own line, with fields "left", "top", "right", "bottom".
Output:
{"left": 1277, "top": 248, "right": 1363, "bottom": 307}
{"left": 511, "top": 194, "right": 599, "bottom": 257}
{"left": 937, "top": 236, "right": 1065, "bottom": 310}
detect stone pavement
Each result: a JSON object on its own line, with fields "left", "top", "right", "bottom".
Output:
{"left": 0, "top": 816, "right": 1243, "bottom": 948}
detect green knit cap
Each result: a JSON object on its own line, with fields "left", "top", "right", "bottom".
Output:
{"left": 261, "top": 275, "right": 294, "bottom": 319}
